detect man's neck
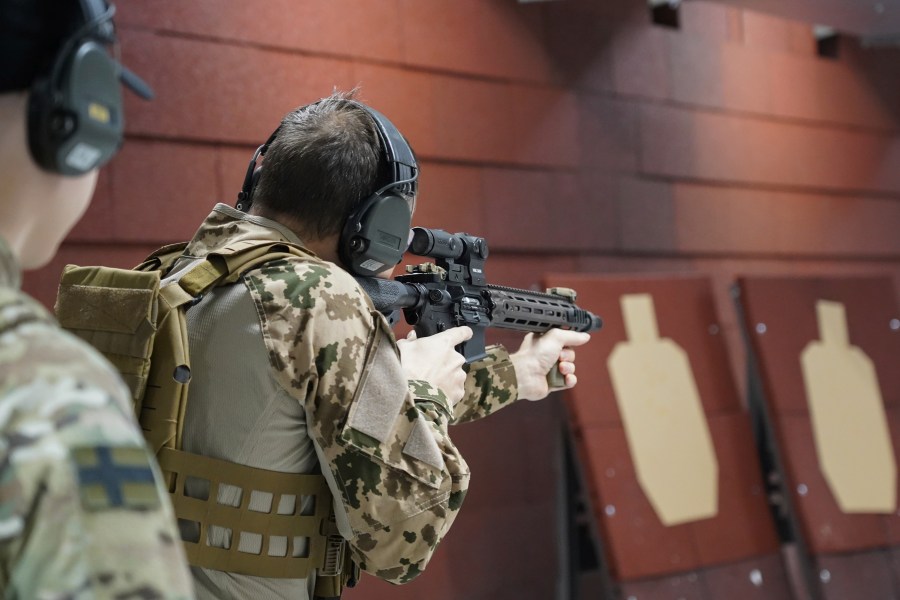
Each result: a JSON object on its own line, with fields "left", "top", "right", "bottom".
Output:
{"left": 302, "top": 236, "right": 341, "bottom": 265}
{"left": 249, "top": 206, "right": 341, "bottom": 265}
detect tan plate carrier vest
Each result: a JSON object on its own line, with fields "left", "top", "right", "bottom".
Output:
{"left": 57, "top": 240, "right": 355, "bottom": 596}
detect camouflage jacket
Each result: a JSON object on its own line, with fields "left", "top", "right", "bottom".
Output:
{"left": 179, "top": 204, "right": 519, "bottom": 592}
{"left": 0, "top": 237, "right": 195, "bottom": 598}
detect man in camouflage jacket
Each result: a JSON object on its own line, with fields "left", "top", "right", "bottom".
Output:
{"left": 175, "top": 93, "right": 590, "bottom": 599}
{"left": 0, "top": 1, "right": 195, "bottom": 597}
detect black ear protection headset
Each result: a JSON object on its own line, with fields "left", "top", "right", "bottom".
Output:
{"left": 27, "top": 0, "right": 153, "bottom": 176}
{"left": 236, "top": 100, "right": 419, "bottom": 277}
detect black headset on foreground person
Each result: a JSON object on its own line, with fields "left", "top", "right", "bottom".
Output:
{"left": 25, "top": 0, "right": 153, "bottom": 176}
{"left": 235, "top": 100, "right": 419, "bottom": 278}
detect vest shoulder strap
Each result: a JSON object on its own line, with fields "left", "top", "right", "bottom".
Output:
{"left": 136, "top": 242, "right": 189, "bottom": 274}
{"left": 140, "top": 240, "right": 312, "bottom": 298}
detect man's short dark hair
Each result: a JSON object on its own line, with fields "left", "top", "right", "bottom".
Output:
{"left": 253, "top": 92, "right": 398, "bottom": 240}
{"left": 0, "top": 0, "right": 82, "bottom": 93}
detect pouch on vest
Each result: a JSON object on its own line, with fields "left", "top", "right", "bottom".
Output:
{"left": 55, "top": 263, "right": 165, "bottom": 416}
{"left": 56, "top": 240, "right": 355, "bottom": 592}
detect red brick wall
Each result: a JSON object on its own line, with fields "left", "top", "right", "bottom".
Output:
{"left": 22, "top": 1, "right": 900, "bottom": 598}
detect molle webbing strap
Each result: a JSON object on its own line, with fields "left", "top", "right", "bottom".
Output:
{"left": 159, "top": 448, "right": 342, "bottom": 579}
{"left": 174, "top": 259, "right": 229, "bottom": 297}
{"left": 138, "top": 278, "right": 191, "bottom": 456}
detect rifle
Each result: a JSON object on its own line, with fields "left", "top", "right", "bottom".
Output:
{"left": 355, "top": 227, "right": 602, "bottom": 385}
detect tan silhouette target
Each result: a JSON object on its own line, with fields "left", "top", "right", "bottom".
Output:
{"left": 608, "top": 294, "right": 719, "bottom": 526}
{"left": 800, "top": 300, "right": 897, "bottom": 514}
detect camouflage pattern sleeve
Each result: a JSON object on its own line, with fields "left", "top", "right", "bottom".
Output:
{"left": 451, "top": 344, "right": 520, "bottom": 425}
{"left": 244, "top": 259, "right": 470, "bottom": 584}
{"left": 0, "top": 289, "right": 195, "bottom": 598}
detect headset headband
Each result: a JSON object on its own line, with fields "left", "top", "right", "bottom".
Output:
{"left": 352, "top": 102, "right": 418, "bottom": 198}
{"left": 54, "top": 1, "right": 153, "bottom": 100}
{"left": 25, "top": 0, "right": 154, "bottom": 175}
{"left": 236, "top": 99, "right": 418, "bottom": 212}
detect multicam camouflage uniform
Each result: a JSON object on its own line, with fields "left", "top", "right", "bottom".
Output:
{"left": 176, "top": 204, "right": 520, "bottom": 599}
{"left": 0, "top": 237, "right": 195, "bottom": 598}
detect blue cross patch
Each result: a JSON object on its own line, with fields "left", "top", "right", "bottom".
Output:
{"left": 72, "top": 446, "right": 160, "bottom": 511}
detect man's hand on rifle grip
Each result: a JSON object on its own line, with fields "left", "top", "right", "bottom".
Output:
{"left": 511, "top": 330, "right": 591, "bottom": 401}
{"left": 397, "top": 326, "right": 474, "bottom": 406}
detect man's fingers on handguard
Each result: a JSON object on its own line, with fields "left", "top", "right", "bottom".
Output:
{"left": 545, "top": 329, "right": 591, "bottom": 348}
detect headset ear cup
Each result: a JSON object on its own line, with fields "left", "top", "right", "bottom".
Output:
{"left": 26, "top": 40, "right": 122, "bottom": 176}
{"left": 27, "top": 78, "right": 67, "bottom": 172}
{"left": 339, "top": 193, "right": 412, "bottom": 277}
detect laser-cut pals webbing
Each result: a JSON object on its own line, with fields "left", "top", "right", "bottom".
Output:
{"left": 159, "top": 447, "right": 339, "bottom": 579}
